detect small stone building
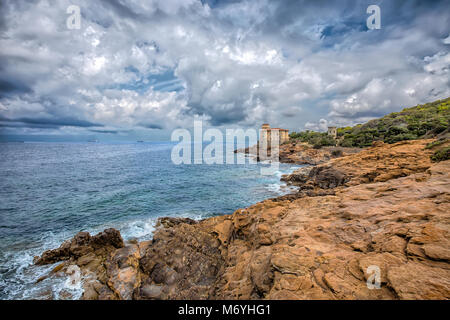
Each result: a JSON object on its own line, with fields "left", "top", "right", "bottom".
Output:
{"left": 327, "top": 126, "right": 337, "bottom": 139}
{"left": 261, "top": 124, "right": 289, "bottom": 145}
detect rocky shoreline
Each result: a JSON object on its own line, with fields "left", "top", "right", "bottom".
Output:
{"left": 234, "top": 140, "right": 361, "bottom": 165}
{"left": 34, "top": 139, "right": 450, "bottom": 299}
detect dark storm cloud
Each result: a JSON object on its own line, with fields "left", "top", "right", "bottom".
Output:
{"left": 0, "top": 0, "right": 448, "bottom": 139}
{"left": 0, "top": 79, "right": 32, "bottom": 96}
{"left": 139, "top": 123, "right": 164, "bottom": 130}
{"left": 89, "top": 129, "right": 119, "bottom": 134}
{"left": 0, "top": 115, "right": 102, "bottom": 128}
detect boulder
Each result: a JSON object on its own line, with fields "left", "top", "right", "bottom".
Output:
{"left": 34, "top": 228, "right": 124, "bottom": 265}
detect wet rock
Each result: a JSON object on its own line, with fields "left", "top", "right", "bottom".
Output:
{"left": 281, "top": 166, "right": 312, "bottom": 184}
{"left": 58, "top": 289, "right": 73, "bottom": 300}
{"left": 35, "top": 274, "right": 48, "bottom": 284}
{"left": 34, "top": 228, "right": 124, "bottom": 265}
{"left": 52, "top": 262, "right": 66, "bottom": 273}
{"left": 90, "top": 228, "right": 124, "bottom": 249}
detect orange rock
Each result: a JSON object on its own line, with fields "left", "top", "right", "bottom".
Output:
{"left": 34, "top": 139, "right": 450, "bottom": 300}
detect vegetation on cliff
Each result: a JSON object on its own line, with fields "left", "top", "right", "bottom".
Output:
{"left": 289, "top": 97, "right": 450, "bottom": 148}
{"left": 288, "top": 131, "right": 336, "bottom": 148}
{"left": 338, "top": 97, "right": 449, "bottom": 147}
{"left": 431, "top": 146, "right": 450, "bottom": 162}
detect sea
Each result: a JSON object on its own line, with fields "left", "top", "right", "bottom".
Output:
{"left": 0, "top": 141, "right": 300, "bottom": 299}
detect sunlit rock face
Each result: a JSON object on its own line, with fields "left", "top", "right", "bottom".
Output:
{"left": 35, "top": 139, "right": 450, "bottom": 300}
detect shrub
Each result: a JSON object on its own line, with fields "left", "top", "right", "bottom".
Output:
{"left": 289, "top": 131, "right": 301, "bottom": 139}
{"left": 319, "top": 136, "right": 336, "bottom": 147}
{"left": 431, "top": 147, "right": 450, "bottom": 162}
{"left": 339, "top": 139, "right": 354, "bottom": 147}
{"left": 288, "top": 131, "right": 335, "bottom": 147}
{"left": 425, "top": 138, "right": 449, "bottom": 149}
{"left": 384, "top": 133, "right": 417, "bottom": 144}
{"left": 331, "top": 149, "right": 343, "bottom": 157}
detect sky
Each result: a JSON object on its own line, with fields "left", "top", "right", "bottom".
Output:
{"left": 0, "top": 0, "right": 449, "bottom": 142}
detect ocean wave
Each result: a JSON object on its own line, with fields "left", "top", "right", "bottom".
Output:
{"left": 0, "top": 240, "right": 84, "bottom": 300}
{"left": 265, "top": 183, "right": 298, "bottom": 195}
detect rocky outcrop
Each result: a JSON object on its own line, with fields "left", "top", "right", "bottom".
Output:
{"left": 282, "top": 140, "right": 434, "bottom": 190}
{"left": 35, "top": 139, "right": 450, "bottom": 300}
{"left": 235, "top": 141, "right": 359, "bottom": 165}
{"left": 136, "top": 217, "right": 224, "bottom": 299}
{"left": 277, "top": 143, "right": 356, "bottom": 165}
{"left": 33, "top": 228, "right": 125, "bottom": 300}
{"left": 34, "top": 228, "right": 124, "bottom": 265}
{"left": 282, "top": 165, "right": 348, "bottom": 190}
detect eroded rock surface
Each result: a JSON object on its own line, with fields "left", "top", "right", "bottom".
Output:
{"left": 35, "top": 139, "right": 450, "bottom": 299}
{"left": 282, "top": 140, "right": 434, "bottom": 190}
{"left": 34, "top": 228, "right": 124, "bottom": 266}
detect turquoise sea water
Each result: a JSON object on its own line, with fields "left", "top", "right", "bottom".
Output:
{"left": 0, "top": 142, "right": 299, "bottom": 299}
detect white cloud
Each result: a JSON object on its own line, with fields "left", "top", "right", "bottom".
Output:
{"left": 305, "top": 118, "right": 329, "bottom": 132}
{"left": 424, "top": 52, "right": 450, "bottom": 75}
{"left": 0, "top": 0, "right": 449, "bottom": 140}
{"left": 443, "top": 35, "right": 450, "bottom": 44}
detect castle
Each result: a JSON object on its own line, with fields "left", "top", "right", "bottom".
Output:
{"left": 261, "top": 124, "right": 289, "bottom": 145}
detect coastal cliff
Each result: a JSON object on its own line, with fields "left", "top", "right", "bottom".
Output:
{"left": 34, "top": 139, "right": 450, "bottom": 299}
{"left": 235, "top": 142, "right": 360, "bottom": 165}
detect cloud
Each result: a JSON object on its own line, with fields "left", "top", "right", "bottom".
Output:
{"left": 304, "top": 118, "right": 329, "bottom": 132}
{"left": 89, "top": 129, "right": 119, "bottom": 134}
{"left": 0, "top": 0, "right": 449, "bottom": 140}
{"left": 139, "top": 123, "right": 164, "bottom": 130}
{"left": 444, "top": 35, "right": 450, "bottom": 45}
{"left": 0, "top": 115, "right": 102, "bottom": 128}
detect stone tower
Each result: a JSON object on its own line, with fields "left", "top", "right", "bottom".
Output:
{"left": 327, "top": 126, "right": 337, "bottom": 139}
{"left": 261, "top": 124, "right": 271, "bottom": 146}
{"left": 260, "top": 124, "right": 289, "bottom": 145}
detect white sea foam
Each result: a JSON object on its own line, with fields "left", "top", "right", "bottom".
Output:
{"left": 273, "top": 170, "right": 283, "bottom": 179}
{"left": 115, "top": 218, "right": 157, "bottom": 241}
{"left": 266, "top": 183, "right": 281, "bottom": 193}
{"left": 94, "top": 212, "right": 207, "bottom": 243}
{"left": 264, "top": 165, "right": 300, "bottom": 195}
{"left": 265, "top": 182, "right": 298, "bottom": 195}
{"left": 0, "top": 241, "right": 84, "bottom": 300}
